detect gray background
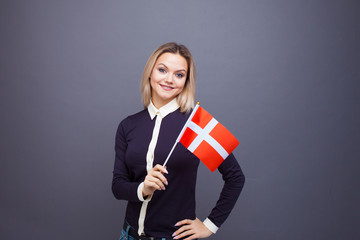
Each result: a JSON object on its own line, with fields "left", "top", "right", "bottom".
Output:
{"left": 1, "top": 0, "right": 359, "bottom": 239}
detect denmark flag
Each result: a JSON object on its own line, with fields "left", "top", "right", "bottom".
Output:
{"left": 177, "top": 104, "right": 239, "bottom": 172}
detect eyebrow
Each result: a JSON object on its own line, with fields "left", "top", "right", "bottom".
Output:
{"left": 157, "top": 63, "right": 187, "bottom": 72}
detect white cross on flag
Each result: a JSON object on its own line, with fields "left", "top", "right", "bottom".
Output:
{"left": 178, "top": 104, "right": 239, "bottom": 172}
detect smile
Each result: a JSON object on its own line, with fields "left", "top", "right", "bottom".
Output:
{"left": 160, "top": 84, "right": 174, "bottom": 91}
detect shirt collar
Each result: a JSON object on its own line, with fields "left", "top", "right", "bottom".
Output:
{"left": 147, "top": 98, "right": 180, "bottom": 120}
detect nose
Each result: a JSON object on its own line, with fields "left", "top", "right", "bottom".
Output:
{"left": 164, "top": 73, "right": 174, "bottom": 84}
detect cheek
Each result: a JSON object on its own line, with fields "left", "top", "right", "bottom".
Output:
{"left": 149, "top": 72, "right": 159, "bottom": 88}
{"left": 150, "top": 70, "right": 163, "bottom": 82}
{"left": 178, "top": 79, "right": 186, "bottom": 91}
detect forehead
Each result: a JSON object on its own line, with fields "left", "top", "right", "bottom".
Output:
{"left": 155, "top": 52, "right": 188, "bottom": 71}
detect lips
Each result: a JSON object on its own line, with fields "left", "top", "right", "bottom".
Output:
{"left": 160, "top": 84, "right": 174, "bottom": 91}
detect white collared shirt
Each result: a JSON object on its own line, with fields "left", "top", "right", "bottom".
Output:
{"left": 137, "top": 98, "right": 180, "bottom": 235}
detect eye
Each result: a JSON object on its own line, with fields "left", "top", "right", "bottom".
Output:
{"left": 158, "top": 68, "right": 166, "bottom": 73}
{"left": 176, "top": 73, "right": 184, "bottom": 78}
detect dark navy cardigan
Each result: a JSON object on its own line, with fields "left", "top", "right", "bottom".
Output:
{"left": 112, "top": 108, "right": 245, "bottom": 238}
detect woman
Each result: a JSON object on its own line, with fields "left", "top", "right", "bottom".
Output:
{"left": 112, "top": 42, "right": 245, "bottom": 240}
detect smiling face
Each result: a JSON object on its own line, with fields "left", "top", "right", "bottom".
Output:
{"left": 150, "top": 52, "right": 188, "bottom": 109}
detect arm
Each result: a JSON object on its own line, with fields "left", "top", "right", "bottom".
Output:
{"left": 112, "top": 120, "right": 144, "bottom": 202}
{"left": 112, "top": 120, "right": 169, "bottom": 202}
{"left": 206, "top": 153, "right": 245, "bottom": 230}
{"left": 173, "top": 154, "right": 245, "bottom": 239}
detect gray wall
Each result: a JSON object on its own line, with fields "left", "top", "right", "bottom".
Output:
{"left": 1, "top": 0, "right": 359, "bottom": 239}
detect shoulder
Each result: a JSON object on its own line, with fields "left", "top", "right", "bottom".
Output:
{"left": 123, "top": 108, "right": 149, "bottom": 123}
{"left": 117, "top": 108, "right": 149, "bottom": 133}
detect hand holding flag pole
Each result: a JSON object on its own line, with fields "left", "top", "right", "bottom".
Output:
{"left": 163, "top": 102, "right": 239, "bottom": 172}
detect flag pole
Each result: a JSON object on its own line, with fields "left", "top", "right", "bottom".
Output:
{"left": 163, "top": 102, "right": 200, "bottom": 167}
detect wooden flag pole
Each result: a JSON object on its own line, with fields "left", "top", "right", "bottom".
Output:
{"left": 163, "top": 103, "right": 200, "bottom": 167}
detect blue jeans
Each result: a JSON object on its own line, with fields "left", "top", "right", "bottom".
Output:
{"left": 119, "top": 221, "right": 169, "bottom": 240}
{"left": 119, "top": 224, "right": 136, "bottom": 240}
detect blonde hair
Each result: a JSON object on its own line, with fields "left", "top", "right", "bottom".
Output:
{"left": 141, "top": 42, "right": 196, "bottom": 113}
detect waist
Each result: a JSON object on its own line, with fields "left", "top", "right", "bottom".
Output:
{"left": 122, "top": 221, "right": 173, "bottom": 240}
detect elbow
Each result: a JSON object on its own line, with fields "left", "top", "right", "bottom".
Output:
{"left": 240, "top": 173, "right": 245, "bottom": 190}
{"left": 112, "top": 181, "right": 122, "bottom": 200}
{"left": 227, "top": 170, "right": 245, "bottom": 192}
{"left": 234, "top": 171, "right": 245, "bottom": 190}
{"left": 239, "top": 172, "right": 245, "bottom": 186}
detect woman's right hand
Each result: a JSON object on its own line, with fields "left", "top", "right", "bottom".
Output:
{"left": 142, "top": 164, "right": 168, "bottom": 197}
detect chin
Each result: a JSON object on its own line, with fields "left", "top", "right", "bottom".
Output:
{"left": 159, "top": 92, "right": 176, "bottom": 100}
{"left": 160, "top": 96, "right": 174, "bottom": 102}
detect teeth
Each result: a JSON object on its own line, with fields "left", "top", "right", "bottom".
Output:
{"left": 161, "top": 85, "right": 172, "bottom": 90}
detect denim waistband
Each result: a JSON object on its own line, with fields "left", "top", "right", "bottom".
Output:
{"left": 120, "top": 221, "right": 172, "bottom": 240}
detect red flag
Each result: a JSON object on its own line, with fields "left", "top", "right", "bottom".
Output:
{"left": 178, "top": 105, "right": 239, "bottom": 172}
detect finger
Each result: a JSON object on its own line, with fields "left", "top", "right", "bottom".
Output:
{"left": 174, "top": 229, "right": 195, "bottom": 240}
{"left": 175, "top": 224, "right": 192, "bottom": 234}
{"left": 150, "top": 171, "right": 168, "bottom": 186}
{"left": 173, "top": 222, "right": 193, "bottom": 237}
{"left": 175, "top": 219, "right": 193, "bottom": 227}
{"left": 146, "top": 176, "right": 166, "bottom": 190}
{"left": 149, "top": 174, "right": 167, "bottom": 189}
{"left": 144, "top": 179, "right": 162, "bottom": 191}
{"left": 153, "top": 164, "right": 169, "bottom": 174}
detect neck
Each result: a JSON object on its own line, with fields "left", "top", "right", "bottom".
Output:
{"left": 152, "top": 97, "right": 175, "bottom": 109}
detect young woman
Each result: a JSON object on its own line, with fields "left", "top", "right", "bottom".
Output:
{"left": 112, "top": 42, "right": 245, "bottom": 240}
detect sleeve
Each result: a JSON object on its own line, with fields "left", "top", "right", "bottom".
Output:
{"left": 111, "top": 120, "right": 146, "bottom": 202}
{"left": 206, "top": 153, "right": 245, "bottom": 231}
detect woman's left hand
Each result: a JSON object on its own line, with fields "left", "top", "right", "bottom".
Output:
{"left": 172, "top": 218, "right": 213, "bottom": 240}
